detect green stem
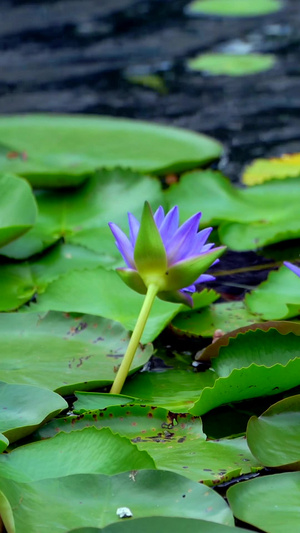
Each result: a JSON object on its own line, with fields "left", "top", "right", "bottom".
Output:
{"left": 110, "top": 283, "right": 158, "bottom": 395}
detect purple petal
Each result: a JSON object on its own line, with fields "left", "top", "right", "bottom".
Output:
{"left": 108, "top": 222, "right": 135, "bottom": 268}
{"left": 154, "top": 206, "right": 165, "bottom": 228}
{"left": 187, "top": 227, "right": 213, "bottom": 257}
{"left": 201, "top": 243, "right": 214, "bottom": 253}
{"left": 159, "top": 206, "right": 179, "bottom": 246}
{"left": 128, "top": 212, "right": 140, "bottom": 245}
{"left": 193, "top": 273, "right": 216, "bottom": 284}
{"left": 284, "top": 261, "right": 300, "bottom": 277}
{"left": 166, "top": 212, "right": 202, "bottom": 264}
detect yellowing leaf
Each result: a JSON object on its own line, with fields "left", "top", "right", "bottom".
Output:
{"left": 242, "top": 153, "right": 300, "bottom": 185}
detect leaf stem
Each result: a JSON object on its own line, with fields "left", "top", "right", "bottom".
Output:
{"left": 110, "top": 283, "right": 158, "bottom": 395}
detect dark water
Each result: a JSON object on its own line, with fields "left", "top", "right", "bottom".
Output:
{"left": 1, "top": 0, "right": 300, "bottom": 180}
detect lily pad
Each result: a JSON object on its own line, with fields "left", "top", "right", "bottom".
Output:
{"left": 0, "top": 312, "right": 152, "bottom": 394}
{"left": 0, "top": 168, "right": 163, "bottom": 260}
{"left": 242, "top": 153, "right": 300, "bottom": 186}
{"left": 172, "top": 301, "right": 261, "bottom": 337}
{"left": 0, "top": 382, "right": 67, "bottom": 443}
{"left": 0, "top": 471, "right": 234, "bottom": 532}
{"left": 71, "top": 518, "right": 250, "bottom": 533}
{"left": 187, "top": 53, "right": 275, "bottom": 76}
{"left": 0, "top": 174, "right": 37, "bottom": 248}
{"left": 245, "top": 266, "right": 300, "bottom": 320}
{"left": 166, "top": 172, "right": 300, "bottom": 250}
{"left": 247, "top": 395, "right": 300, "bottom": 469}
{"left": 0, "top": 115, "right": 222, "bottom": 187}
{"left": 33, "top": 405, "right": 259, "bottom": 486}
{"left": 25, "top": 268, "right": 184, "bottom": 343}
{"left": 186, "top": 0, "right": 282, "bottom": 17}
{"left": 227, "top": 472, "right": 300, "bottom": 532}
{"left": 0, "top": 427, "right": 155, "bottom": 482}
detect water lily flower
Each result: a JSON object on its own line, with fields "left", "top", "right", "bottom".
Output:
{"left": 109, "top": 202, "right": 225, "bottom": 307}
{"left": 108, "top": 202, "right": 225, "bottom": 395}
{"left": 284, "top": 261, "right": 300, "bottom": 277}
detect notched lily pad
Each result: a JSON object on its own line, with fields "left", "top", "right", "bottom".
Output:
{"left": 32, "top": 405, "right": 259, "bottom": 486}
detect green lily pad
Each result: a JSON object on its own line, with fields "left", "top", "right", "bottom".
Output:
{"left": 0, "top": 382, "right": 67, "bottom": 443}
{"left": 198, "top": 321, "right": 300, "bottom": 362}
{"left": 172, "top": 301, "right": 261, "bottom": 337}
{"left": 166, "top": 172, "right": 300, "bottom": 250}
{"left": 0, "top": 168, "right": 163, "bottom": 260}
{"left": 25, "top": 268, "right": 184, "bottom": 343}
{"left": 0, "top": 471, "right": 234, "bottom": 532}
{"left": 0, "top": 174, "right": 37, "bottom": 248}
{"left": 33, "top": 405, "right": 259, "bottom": 486}
{"left": 71, "top": 517, "right": 250, "bottom": 533}
{"left": 0, "top": 115, "right": 222, "bottom": 188}
{"left": 245, "top": 266, "right": 300, "bottom": 320}
{"left": 186, "top": 0, "right": 282, "bottom": 17}
{"left": 187, "top": 53, "right": 275, "bottom": 76}
{"left": 0, "top": 244, "right": 110, "bottom": 311}
{"left": 227, "top": 472, "right": 300, "bottom": 532}
{"left": 210, "top": 329, "right": 300, "bottom": 377}
{"left": 0, "top": 427, "right": 155, "bottom": 482}
{"left": 247, "top": 395, "right": 300, "bottom": 469}
{"left": 0, "top": 312, "right": 152, "bottom": 394}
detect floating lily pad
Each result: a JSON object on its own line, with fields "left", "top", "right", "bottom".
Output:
{"left": 0, "top": 471, "right": 234, "bottom": 533}
{"left": 172, "top": 301, "right": 261, "bottom": 337}
{"left": 0, "top": 382, "right": 67, "bottom": 443}
{"left": 0, "top": 115, "right": 222, "bottom": 187}
{"left": 247, "top": 395, "right": 300, "bottom": 469}
{"left": 33, "top": 405, "right": 259, "bottom": 486}
{"left": 187, "top": 53, "right": 275, "bottom": 76}
{"left": 166, "top": 172, "right": 300, "bottom": 250}
{"left": 198, "top": 321, "right": 300, "bottom": 361}
{"left": 186, "top": 0, "right": 282, "bottom": 17}
{"left": 0, "top": 427, "right": 155, "bottom": 482}
{"left": 0, "top": 312, "right": 152, "bottom": 394}
{"left": 24, "top": 268, "right": 185, "bottom": 343}
{"left": 242, "top": 153, "right": 300, "bottom": 185}
{"left": 0, "top": 168, "right": 163, "bottom": 260}
{"left": 71, "top": 517, "right": 250, "bottom": 533}
{"left": 245, "top": 266, "right": 300, "bottom": 320}
{"left": 227, "top": 472, "right": 300, "bottom": 532}
{"left": 0, "top": 174, "right": 37, "bottom": 248}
